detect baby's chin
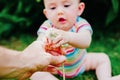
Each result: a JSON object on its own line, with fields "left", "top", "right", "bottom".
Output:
{"left": 55, "top": 26, "right": 71, "bottom": 31}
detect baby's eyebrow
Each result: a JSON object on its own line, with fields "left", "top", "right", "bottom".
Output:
{"left": 47, "top": 3, "right": 56, "bottom": 8}
{"left": 62, "top": 0, "right": 69, "bottom": 1}
{"left": 62, "top": 0, "right": 71, "bottom": 4}
{"left": 48, "top": 2, "right": 55, "bottom": 5}
{"left": 62, "top": 0, "right": 71, "bottom": 2}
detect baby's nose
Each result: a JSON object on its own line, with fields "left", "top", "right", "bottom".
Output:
{"left": 57, "top": 8, "right": 64, "bottom": 15}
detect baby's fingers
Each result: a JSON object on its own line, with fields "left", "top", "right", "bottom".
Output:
{"left": 53, "top": 40, "right": 65, "bottom": 48}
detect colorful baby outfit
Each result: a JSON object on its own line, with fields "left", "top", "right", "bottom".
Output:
{"left": 37, "top": 17, "right": 93, "bottom": 78}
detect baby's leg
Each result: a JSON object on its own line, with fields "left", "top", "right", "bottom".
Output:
{"left": 30, "top": 72, "right": 58, "bottom": 80}
{"left": 84, "top": 53, "right": 120, "bottom": 80}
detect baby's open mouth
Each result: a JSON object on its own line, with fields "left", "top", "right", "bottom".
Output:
{"left": 58, "top": 18, "right": 66, "bottom": 22}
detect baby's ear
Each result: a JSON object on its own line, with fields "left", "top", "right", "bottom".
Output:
{"left": 78, "top": 2, "right": 85, "bottom": 16}
{"left": 43, "top": 9, "right": 48, "bottom": 18}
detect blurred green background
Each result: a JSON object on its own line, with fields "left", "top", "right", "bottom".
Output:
{"left": 0, "top": 0, "right": 120, "bottom": 80}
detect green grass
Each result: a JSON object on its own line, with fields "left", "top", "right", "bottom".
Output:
{"left": 0, "top": 34, "right": 120, "bottom": 80}
{"left": 0, "top": 34, "right": 36, "bottom": 51}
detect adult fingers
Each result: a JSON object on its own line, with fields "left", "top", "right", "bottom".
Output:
{"left": 50, "top": 55, "right": 66, "bottom": 66}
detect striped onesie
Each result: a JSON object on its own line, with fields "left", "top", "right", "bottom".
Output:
{"left": 37, "top": 17, "right": 93, "bottom": 78}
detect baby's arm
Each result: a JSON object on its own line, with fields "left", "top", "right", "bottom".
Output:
{"left": 47, "top": 28, "right": 92, "bottom": 49}
{"left": 64, "top": 29, "right": 92, "bottom": 49}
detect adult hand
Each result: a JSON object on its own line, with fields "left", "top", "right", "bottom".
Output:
{"left": 19, "top": 40, "right": 66, "bottom": 79}
{"left": 0, "top": 41, "right": 66, "bottom": 80}
{"left": 20, "top": 40, "right": 66, "bottom": 79}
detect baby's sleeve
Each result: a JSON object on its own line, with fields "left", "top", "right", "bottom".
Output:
{"left": 37, "top": 20, "right": 51, "bottom": 35}
{"left": 76, "top": 17, "right": 93, "bottom": 35}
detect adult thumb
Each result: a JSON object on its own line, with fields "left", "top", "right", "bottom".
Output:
{"left": 50, "top": 55, "right": 66, "bottom": 65}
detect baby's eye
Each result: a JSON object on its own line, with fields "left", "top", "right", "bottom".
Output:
{"left": 64, "top": 4, "right": 70, "bottom": 8}
{"left": 50, "top": 7, "right": 56, "bottom": 10}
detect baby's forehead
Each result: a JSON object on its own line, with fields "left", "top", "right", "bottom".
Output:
{"left": 44, "top": 0, "right": 80, "bottom": 4}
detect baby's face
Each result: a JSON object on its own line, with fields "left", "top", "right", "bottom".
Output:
{"left": 43, "top": 0, "right": 83, "bottom": 31}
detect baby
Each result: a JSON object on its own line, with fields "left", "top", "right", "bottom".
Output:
{"left": 31, "top": 0, "right": 120, "bottom": 80}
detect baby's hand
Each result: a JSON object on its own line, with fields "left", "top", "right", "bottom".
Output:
{"left": 45, "top": 28, "right": 68, "bottom": 55}
{"left": 46, "top": 28, "right": 69, "bottom": 48}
